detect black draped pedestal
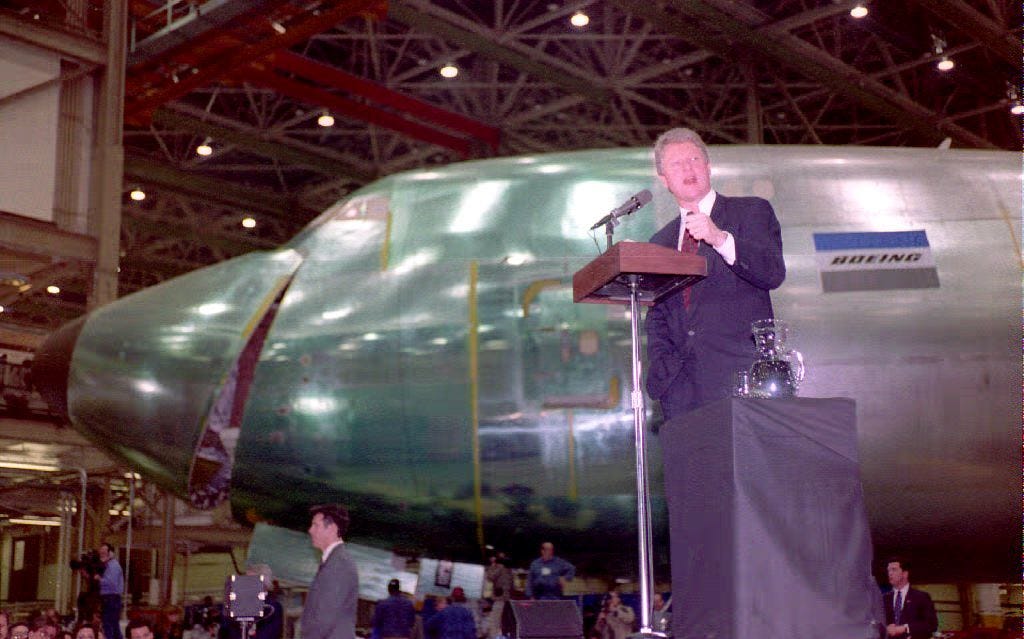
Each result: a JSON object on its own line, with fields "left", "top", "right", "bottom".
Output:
{"left": 659, "top": 397, "right": 884, "bottom": 639}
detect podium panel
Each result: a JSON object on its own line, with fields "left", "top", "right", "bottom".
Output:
{"left": 660, "top": 397, "right": 884, "bottom": 639}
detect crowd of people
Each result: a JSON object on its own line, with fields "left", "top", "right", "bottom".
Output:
{"left": 365, "top": 541, "right": 668, "bottom": 639}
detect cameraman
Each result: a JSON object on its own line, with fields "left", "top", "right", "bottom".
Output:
{"left": 595, "top": 591, "right": 634, "bottom": 639}
{"left": 97, "top": 543, "right": 124, "bottom": 639}
{"left": 72, "top": 551, "right": 104, "bottom": 623}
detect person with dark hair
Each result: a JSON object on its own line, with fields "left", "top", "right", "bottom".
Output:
{"left": 425, "top": 590, "right": 475, "bottom": 639}
{"left": 484, "top": 554, "right": 512, "bottom": 600}
{"left": 595, "top": 591, "right": 634, "bottom": 639}
{"left": 125, "top": 619, "right": 154, "bottom": 639}
{"left": 371, "top": 579, "right": 415, "bottom": 639}
{"left": 72, "top": 623, "right": 98, "bottom": 639}
{"left": 645, "top": 127, "right": 786, "bottom": 419}
{"left": 32, "top": 616, "right": 57, "bottom": 639}
{"left": 883, "top": 558, "right": 937, "bottom": 639}
{"left": 97, "top": 543, "right": 124, "bottom": 639}
{"left": 300, "top": 504, "right": 358, "bottom": 639}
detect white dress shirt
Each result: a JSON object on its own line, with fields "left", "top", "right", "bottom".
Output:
{"left": 321, "top": 540, "right": 345, "bottom": 563}
{"left": 677, "top": 190, "right": 736, "bottom": 265}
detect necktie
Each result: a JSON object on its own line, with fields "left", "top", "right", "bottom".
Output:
{"left": 680, "top": 217, "right": 698, "bottom": 309}
{"left": 893, "top": 590, "right": 903, "bottom": 625}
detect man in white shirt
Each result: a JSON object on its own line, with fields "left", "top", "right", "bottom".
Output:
{"left": 301, "top": 504, "right": 359, "bottom": 639}
{"left": 884, "top": 558, "right": 937, "bottom": 639}
{"left": 645, "top": 127, "right": 786, "bottom": 419}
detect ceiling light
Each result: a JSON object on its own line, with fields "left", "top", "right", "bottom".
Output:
{"left": 317, "top": 112, "right": 335, "bottom": 127}
{"left": 242, "top": 217, "right": 256, "bottom": 228}
{"left": 439, "top": 64, "right": 458, "bottom": 78}
{"left": 196, "top": 142, "right": 213, "bottom": 156}
{"left": 130, "top": 189, "right": 146, "bottom": 201}
{"left": 0, "top": 461, "right": 59, "bottom": 472}
{"left": 849, "top": 4, "right": 868, "bottom": 18}
{"left": 270, "top": 20, "right": 286, "bottom": 35}
{"left": 570, "top": 12, "right": 590, "bottom": 27}
{"left": 0, "top": 305, "right": 4, "bottom": 313}
{"left": 1011, "top": 103, "right": 1024, "bottom": 115}
{"left": 7, "top": 517, "right": 61, "bottom": 527}
{"left": 936, "top": 56, "right": 954, "bottom": 71}
{"left": 46, "top": 285, "right": 60, "bottom": 295}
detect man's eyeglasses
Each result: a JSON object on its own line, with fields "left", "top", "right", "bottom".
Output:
{"left": 12, "top": 632, "right": 31, "bottom": 638}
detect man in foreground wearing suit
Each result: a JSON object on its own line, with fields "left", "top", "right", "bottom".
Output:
{"left": 301, "top": 504, "right": 359, "bottom": 639}
{"left": 645, "top": 128, "right": 786, "bottom": 419}
{"left": 883, "top": 558, "right": 937, "bottom": 639}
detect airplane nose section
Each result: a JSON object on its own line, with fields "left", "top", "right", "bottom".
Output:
{"left": 34, "top": 249, "right": 303, "bottom": 507}
{"left": 33, "top": 315, "right": 87, "bottom": 420}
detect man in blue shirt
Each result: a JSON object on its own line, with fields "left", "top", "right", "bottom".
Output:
{"left": 425, "top": 590, "right": 476, "bottom": 639}
{"left": 526, "top": 542, "right": 574, "bottom": 600}
{"left": 371, "top": 579, "right": 415, "bottom": 639}
{"left": 97, "top": 542, "right": 124, "bottom": 639}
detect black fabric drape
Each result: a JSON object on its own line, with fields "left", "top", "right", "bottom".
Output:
{"left": 660, "top": 397, "right": 884, "bottom": 639}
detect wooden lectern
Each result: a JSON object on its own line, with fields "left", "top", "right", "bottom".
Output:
{"left": 572, "top": 241, "right": 706, "bottom": 637}
{"left": 572, "top": 241, "right": 706, "bottom": 306}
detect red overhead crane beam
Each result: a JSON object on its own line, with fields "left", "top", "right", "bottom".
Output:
{"left": 124, "top": 0, "right": 386, "bottom": 122}
{"left": 270, "top": 51, "right": 500, "bottom": 150}
{"left": 239, "top": 68, "right": 473, "bottom": 156}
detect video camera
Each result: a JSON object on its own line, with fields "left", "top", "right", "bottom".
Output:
{"left": 70, "top": 550, "right": 106, "bottom": 577}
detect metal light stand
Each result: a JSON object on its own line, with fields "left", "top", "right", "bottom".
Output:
{"left": 626, "top": 274, "right": 665, "bottom": 639}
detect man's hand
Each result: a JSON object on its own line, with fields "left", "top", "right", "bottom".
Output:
{"left": 684, "top": 213, "right": 728, "bottom": 248}
{"left": 885, "top": 623, "right": 906, "bottom": 636}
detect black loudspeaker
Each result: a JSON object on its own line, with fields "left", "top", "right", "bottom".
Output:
{"left": 501, "top": 600, "right": 583, "bottom": 639}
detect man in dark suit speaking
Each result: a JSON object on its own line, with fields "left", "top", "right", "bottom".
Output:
{"left": 645, "top": 128, "right": 786, "bottom": 419}
{"left": 883, "top": 558, "right": 937, "bottom": 639}
{"left": 301, "top": 504, "right": 359, "bottom": 639}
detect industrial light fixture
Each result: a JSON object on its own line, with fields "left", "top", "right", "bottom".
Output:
{"left": 849, "top": 4, "right": 868, "bottom": 19}
{"left": 6, "top": 517, "right": 61, "bottom": 527}
{"left": 570, "top": 11, "right": 590, "bottom": 27}
{"left": 242, "top": 217, "right": 257, "bottom": 228}
{"left": 931, "top": 34, "right": 954, "bottom": 72}
{"left": 0, "top": 461, "right": 60, "bottom": 472}
{"left": 439, "top": 63, "right": 458, "bottom": 78}
{"left": 1007, "top": 84, "right": 1024, "bottom": 115}
{"left": 196, "top": 138, "right": 213, "bottom": 156}
{"left": 317, "top": 112, "right": 335, "bottom": 127}
{"left": 130, "top": 188, "right": 146, "bottom": 201}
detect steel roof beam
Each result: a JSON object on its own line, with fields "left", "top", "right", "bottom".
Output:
{"left": 271, "top": 51, "right": 501, "bottom": 150}
{"left": 387, "top": 0, "right": 610, "bottom": 104}
{"left": 0, "top": 11, "right": 106, "bottom": 65}
{"left": 122, "top": 214, "right": 275, "bottom": 254}
{"left": 0, "top": 211, "right": 97, "bottom": 263}
{"left": 239, "top": 68, "right": 475, "bottom": 156}
{"left": 128, "top": 0, "right": 288, "bottom": 67}
{"left": 124, "top": 0, "right": 386, "bottom": 120}
{"left": 910, "top": 0, "right": 1021, "bottom": 70}
{"left": 124, "top": 155, "right": 319, "bottom": 222}
{"left": 611, "top": 0, "right": 996, "bottom": 148}
{"left": 151, "top": 108, "right": 375, "bottom": 181}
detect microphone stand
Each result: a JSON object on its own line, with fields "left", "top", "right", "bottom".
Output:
{"left": 604, "top": 217, "right": 619, "bottom": 251}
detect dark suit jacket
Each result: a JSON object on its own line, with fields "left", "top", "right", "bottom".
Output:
{"left": 644, "top": 193, "right": 785, "bottom": 419}
{"left": 301, "top": 544, "right": 359, "bottom": 639}
{"left": 884, "top": 588, "right": 938, "bottom": 639}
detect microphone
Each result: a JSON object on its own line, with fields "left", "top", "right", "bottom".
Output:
{"left": 589, "top": 189, "right": 653, "bottom": 230}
